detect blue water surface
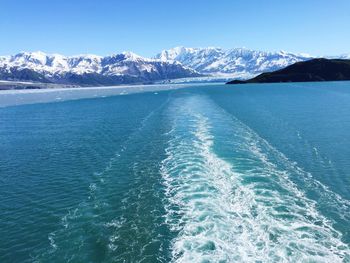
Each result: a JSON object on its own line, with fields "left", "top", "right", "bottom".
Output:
{"left": 0, "top": 82, "right": 349, "bottom": 262}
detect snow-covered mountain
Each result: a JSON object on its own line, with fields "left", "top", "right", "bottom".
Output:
{"left": 155, "top": 47, "right": 313, "bottom": 79}
{"left": 1, "top": 48, "right": 348, "bottom": 86}
{"left": 0, "top": 51, "right": 200, "bottom": 85}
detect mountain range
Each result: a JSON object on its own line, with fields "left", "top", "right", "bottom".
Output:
{"left": 155, "top": 47, "right": 312, "bottom": 79}
{"left": 0, "top": 51, "right": 200, "bottom": 86}
{"left": 0, "top": 47, "right": 348, "bottom": 86}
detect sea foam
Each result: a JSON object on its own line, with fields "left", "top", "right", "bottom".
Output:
{"left": 160, "top": 95, "right": 350, "bottom": 262}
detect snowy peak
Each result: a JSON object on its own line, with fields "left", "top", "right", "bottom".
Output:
{"left": 1, "top": 52, "right": 104, "bottom": 75}
{"left": 11, "top": 51, "right": 49, "bottom": 65}
{"left": 157, "top": 46, "right": 224, "bottom": 62}
{"left": 156, "top": 47, "right": 313, "bottom": 78}
{"left": 68, "top": 55, "right": 102, "bottom": 74}
{"left": 0, "top": 51, "right": 201, "bottom": 85}
{"left": 1, "top": 47, "right": 348, "bottom": 86}
{"left": 102, "top": 52, "right": 147, "bottom": 66}
{"left": 120, "top": 51, "right": 146, "bottom": 61}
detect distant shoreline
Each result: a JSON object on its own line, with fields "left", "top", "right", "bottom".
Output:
{"left": 0, "top": 80, "right": 80, "bottom": 90}
{"left": 0, "top": 82, "right": 221, "bottom": 108}
{"left": 0, "top": 77, "right": 229, "bottom": 91}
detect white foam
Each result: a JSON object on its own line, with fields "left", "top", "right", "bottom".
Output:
{"left": 160, "top": 95, "right": 350, "bottom": 262}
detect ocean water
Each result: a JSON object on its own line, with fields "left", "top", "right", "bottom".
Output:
{"left": 1, "top": 82, "right": 350, "bottom": 262}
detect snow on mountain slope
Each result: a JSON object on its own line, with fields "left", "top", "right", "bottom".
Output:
{"left": 1, "top": 48, "right": 347, "bottom": 86}
{"left": 0, "top": 51, "right": 200, "bottom": 85}
{"left": 156, "top": 47, "right": 313, "bottom": 78}
{"left": 3, "top": 51, "right": 103, "bottom": 76}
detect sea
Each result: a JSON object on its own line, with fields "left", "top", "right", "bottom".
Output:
{"left": 1, "top": 82, "right": 350, "bottom": 262}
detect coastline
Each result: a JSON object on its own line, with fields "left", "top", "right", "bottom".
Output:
{"left": 0, "top": 82, "right": 221, "bottom": 108}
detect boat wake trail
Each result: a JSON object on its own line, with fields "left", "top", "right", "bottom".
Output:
{"left": 160, "top": 94, "right": 350, "bottom": 262}
{"left": 34, "top": 95, "right": 171, "bottom": 262}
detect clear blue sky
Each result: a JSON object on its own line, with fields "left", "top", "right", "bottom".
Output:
{"left": 1, "top": 0, "right": 349, "bottom": 57}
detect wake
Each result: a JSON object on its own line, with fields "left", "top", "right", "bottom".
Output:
{"left": 160, "top": 94, "right": 350, "bottom": 262}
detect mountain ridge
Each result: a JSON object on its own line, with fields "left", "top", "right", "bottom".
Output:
{"left": 1, "top": 47, "right": 349, "bottom": 86}
{"left": 0, "top": 51, "right": 201, "bottom": 86}
{"left": 226, "top": 58, "right": 350, "bottom": 84}
{"left": 155, "top": 47, "right": 314, "bottom": 78}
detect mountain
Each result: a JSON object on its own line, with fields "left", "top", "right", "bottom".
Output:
{"left": 0, "top": 51, "right": 200, "bottom": 86}
{"left": 1, "top": 48, "right": 348, "bottom": 87}
{"left": 155, "top": 47, "right": 312, "bottom": 79}
{"left": 227, "top": 58, "right": 350, "bottom": 84}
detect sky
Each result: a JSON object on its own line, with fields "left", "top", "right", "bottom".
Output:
{"left": 1, "top": 0, "right": 350, "bottom": 57}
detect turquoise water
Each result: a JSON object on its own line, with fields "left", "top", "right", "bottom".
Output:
{"left": 1, "top": 82, "right": 350, "bottom": 262}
